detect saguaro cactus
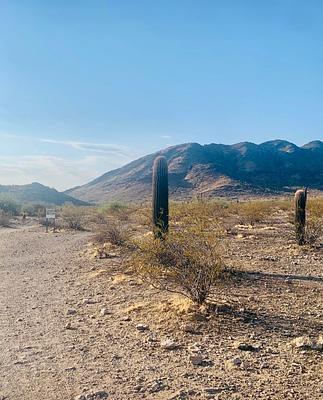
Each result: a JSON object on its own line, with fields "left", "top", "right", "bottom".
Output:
{"left": 152, "top": 156, "right": 169, "bottom": 238}
{"left": 295, "top": 188, "right": 307, "bottom": 245}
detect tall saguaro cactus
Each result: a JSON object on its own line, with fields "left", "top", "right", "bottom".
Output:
{"left": 152, "top": 156, "right": 169, "bottom": 238}
{"left": 295, "top": 188, "right": 307, "bottom": 245}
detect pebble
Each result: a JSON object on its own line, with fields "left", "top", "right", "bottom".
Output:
{"left": 189, "top": 355, "right": 204, "bottom": 366}
{"left": 100, "top": 308, "right": 110, "bottom": 316}
{"left": 234, "top": 341, "right": 258, "bottom": 351}
{"left": 65, "top": 322, "right": 73, "bottom": 330}
{"left": 82, "top": 298, "right": 96, "bottom": 305}
{"left": 136, "top": 324, "right": 149, "bottom": 332}
{"left": 67, "top": 309, "right": 77, "bottom": 315}
{"left": 75, "top": 391, "right": 108, "bottom": 400}
{"left": 161, "top": 340, "right": 179, "bottom": 350}
{"left": 225, "top": 357, "right": 242, "bottom": 370}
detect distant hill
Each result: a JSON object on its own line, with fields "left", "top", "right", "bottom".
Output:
{"left": 66, "top": 140, "right": 323, "bottom": 203}
{"left": 0, "top": 182, "right": 89, "bottom": 206}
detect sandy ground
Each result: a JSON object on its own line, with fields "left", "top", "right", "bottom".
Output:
{"left": 0, "top": 220, "right": 322, "bottom": 400}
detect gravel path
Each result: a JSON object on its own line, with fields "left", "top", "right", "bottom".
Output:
{"left": 0, "top": 224, "right": 322, "bottom": 400}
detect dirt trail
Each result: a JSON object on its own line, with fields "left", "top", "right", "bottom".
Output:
{"left": 0, "top": 224, "right": 322, "bottom": 400}
{"left": 0, "top": 226, "right": 98, "bottom": 399}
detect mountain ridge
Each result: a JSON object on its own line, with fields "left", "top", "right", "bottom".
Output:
{"left": 65, "top": 140, "right": 323, "bottom": 203}
{"left": 0, "top": 182, "right": 89, "bottom": 206}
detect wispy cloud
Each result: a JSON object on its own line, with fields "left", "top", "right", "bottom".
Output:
{"left": 161, "top": 135, "right": 172, "bottom": 139}
{"left": 40, "top": 139, "right": 131, "bottom": 157}
{"left": 0, "top": 154, "right": 127, "bottom": 191}
{"left": 0, "top": 133, "right": 136, "bottom": 190}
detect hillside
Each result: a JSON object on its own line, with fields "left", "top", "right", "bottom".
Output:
{"left": 66, "top": 140, "right": 323, "bottom": 203}
{"left": 0, "top": 182, "right": 89, "bottom": 206}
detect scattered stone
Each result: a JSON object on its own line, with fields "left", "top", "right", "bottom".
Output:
{"left": 290, "top": 335, "right": 323, "bottom": 351}
{"left": 161, "top": 339, "right": 179, "bottom": 350}
{"left": 65, "top": 322, "right": 73, "bottom": 330}
{"left": 121, "top": 316, "right": 131, "bottom": 322}
{"left": 234, "top": 341, "right": 258, "bottom": 352}
{"left": 136, "top": 324, "right": 149, "bottom": 332}
{"left": 75, "top": 391, "right": 108, "bottom": 400}
{"left": 149, "top": 379, "right": 166, "bottom": 393}
{"left": 67, "top": 309, "right": 77, "bottom": 315}
{"left": 181, "top": 323, "right": 199, "bottom": 334}
{"left": 290, "top": 336, "right": 314, "bottom": 350}
{"left": 225, "top": 357, "right": 242, "bottom": 370}
{"left": 82, "top": 298, "right": 96, "bottom": 305}
{"left": 189, "top": 355, "right": 204, "bottom": 366}
{"left": 100, "top": 308, "right": 110, "bottom": 316}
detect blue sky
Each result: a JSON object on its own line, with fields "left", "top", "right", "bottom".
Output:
{"left": 1, "top": 1, "right": 323, "bottom": 190}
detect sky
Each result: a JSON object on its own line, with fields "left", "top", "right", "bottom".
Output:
{"left": 1, "top": 1, "right": 323, "bottom": 190}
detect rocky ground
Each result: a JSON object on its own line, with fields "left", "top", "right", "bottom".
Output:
{"left": 0, "top": 217, "right": 322, "bottom": 400}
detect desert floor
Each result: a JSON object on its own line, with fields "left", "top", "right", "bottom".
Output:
{"left": 0, "top": 219, "right": 322, "bottom": 400}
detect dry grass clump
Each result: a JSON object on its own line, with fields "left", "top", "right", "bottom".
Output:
{"left": 61, "top": 205, "right": 87, "bottom": 230}
{"left": 306, "top": 197, "right": 323, "bottom": 245}
{"left": 127, "top": 227, "right": 223, "bottom": 305}
{"left": 228, "top": 200, "right": 274, "bottom": 225}
{"left": 94, "top": 220, "right": 129, "bottom": 247}
{"left": 170, "top": 199, "right": 229, "bottom": 227}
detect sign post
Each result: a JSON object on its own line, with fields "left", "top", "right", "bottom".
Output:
{"left": 45, "top": 208, "right": 56, "bottom": 233}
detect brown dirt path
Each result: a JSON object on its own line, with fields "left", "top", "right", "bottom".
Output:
{"left": 0, "top": 224, "right": 322, "bottom": 400}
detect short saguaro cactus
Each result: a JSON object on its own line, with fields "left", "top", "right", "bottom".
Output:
{"left": 294, "top": 188, "right": 307, "bottom": 245}
{"left": 152, "top": 156, "right": 169, "bottom": 238}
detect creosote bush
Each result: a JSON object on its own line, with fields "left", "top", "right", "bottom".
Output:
{"left": 127, "top": 228, "right": 223, "bottom": 305}
{"left": 0, "top": 210, "right": 10, "bottom": 227}
{"left": 61, "top": 205, "right": 86, "bottom": 230}
{"left": 94, "top": 219, "right": 129, "bottom": 247}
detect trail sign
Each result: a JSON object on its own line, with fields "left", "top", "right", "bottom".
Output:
{"left": 46, "top": 208, "right": 56, "bottom": 219}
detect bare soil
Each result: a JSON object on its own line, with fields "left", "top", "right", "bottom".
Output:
{"left": 0, "top": 219, "right": 322, "bottom": 400}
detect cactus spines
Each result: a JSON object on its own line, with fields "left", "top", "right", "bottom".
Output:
{"left": 295, "top": 188, "right": 307, "bottom": 245}
{"left": 152, "top": 156, "right": 169, "bottom": 238}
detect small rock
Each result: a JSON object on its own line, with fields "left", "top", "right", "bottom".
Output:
{"left": 121, "top": 316, "right": 131, "bottom": 322}
{"left": 67, "top": 309, "right": 77, "bottom": 315}
{"left": 225, "top": 357, "right": 242, "bottom": 370}
{"left": 290, "top": 336, "right": 313, "bottom": 350}
{"left": 149, "top": 379, "right": 165, "bottom": 393}
{"left": 65, "top": 322, "right": 73, "bottom": 330}
{"left": 82, "top": 298, "right": 96, "bottom": 305}
{"left": 181, "top": 323, "right": 199, "bottom": 334}
{"left": 75, "top": 391, "right": 108, "bottom": 400}
{"left": 100, "top": 308, "right": 110, "bottom": 316}
{"left": 161, "top": 340, "right": 179, "bottom": 350}
{"left": 189, "top": 355, "right": 204, "bottom": 366}
{"left": 234, "top": 341, "right": 258, "bottom": 352}
{"left": 136, "top": 324, "right": 149, "bottom": 332}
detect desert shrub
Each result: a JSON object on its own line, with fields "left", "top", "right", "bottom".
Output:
{"left": 229, "top": 200, "right": 274, "bottom": 225}
{"left": 128, "top": 228, "right": 223, "bottom": 305}
{"left": 98, "top": 201, "right": 130, "bottom": 221}
{"left": 61, "top": 205, "right": 86, "bottom": 230}
{"left": 305, "top": 197, "right": 323, "bottom": 245}
{"left": 94, "top": 219, "right": 129, "bottom": 246}
{"left": 22, "top": 204, "right": 46, "bottom": 217}
{"left": 0, "top": 197, "right": 21, "bottom": 216}
{"left": 0, "top": 211, "right": 10, "bottom": 227}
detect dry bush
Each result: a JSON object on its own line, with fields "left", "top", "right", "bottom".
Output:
{"left": 99, "top": 201, "right": 131, "bottom": 222}
{"left": 94, "top": 219, "right": 129, "bottom": 247}
{"left": 0, "top": 211, "right": 10, "bottom": 227}
{"left": 306, "top": 197, "right": 323, "bottom": 245}
{"left": 228, "top": 200, "right": 274, "bottom": 225}
{"left": 61, "top": 205, "right": 86, "bottom": 230}
{"left": 127, "top": 227, "right": 223, "bottom": 305}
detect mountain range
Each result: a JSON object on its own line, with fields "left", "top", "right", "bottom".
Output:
{"left": 66, "top": 140, "right": 323, "bottom": 203}
{"left": 0, "top": 182, "right": 88, "bottom": 206}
